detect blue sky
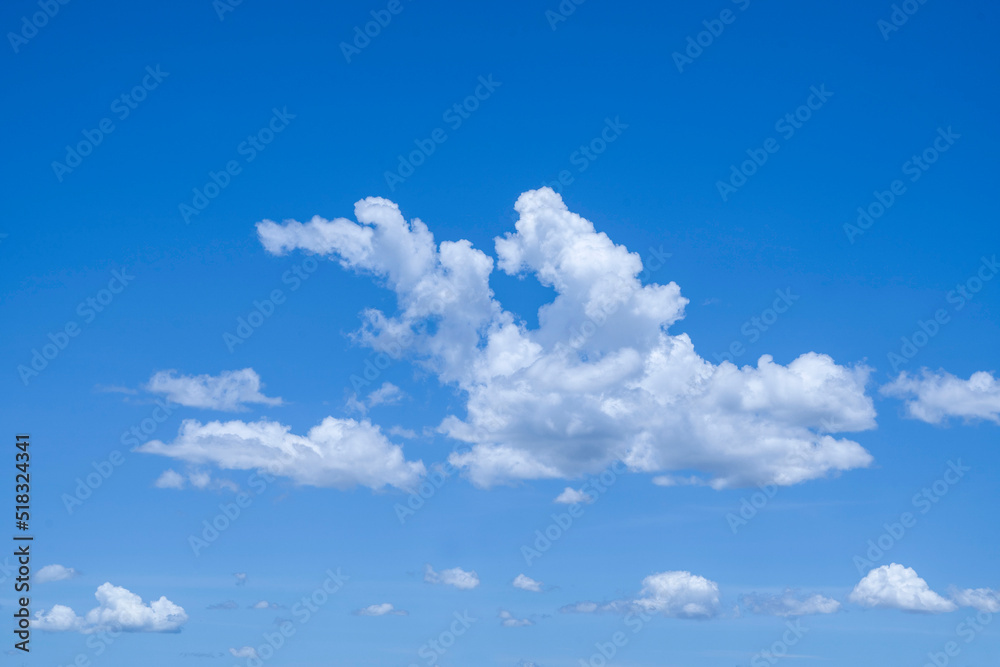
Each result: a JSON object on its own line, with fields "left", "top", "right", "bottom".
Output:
{"left": 2, "top": 0, "right": 999, "bottom": 665}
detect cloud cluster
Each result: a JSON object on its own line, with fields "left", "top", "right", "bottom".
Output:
{"left": 256, "top": 189, "right": 877, "bottom": 489}
{"left": 146, "top": 368, "right": 282, "bottom": 412}
{"left": 139, "top": 417, "right": 424, "bottom": 491}
{"left": 424, "top": 565, "right": 480, "bottom": 590}
{"left": 882, "top": 370, "right": 1000, "bottom": 424}
{"left": 848, "top": 564, "right": 956, "bottom": 613}
{"left": 34, "top": 583, "right": 188, "bottom": 633}
{"left": 499, "top": 609, "right": 532, "bottom": 627}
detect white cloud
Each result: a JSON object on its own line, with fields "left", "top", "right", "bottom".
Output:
{"left": 553, "top": 487, "right": 592, "bottom": 504}
{"left": 34, "top": 583, "right": 188, "bottom": 633}
{"left": 499, "top": 609, "right": 532, "bottom": 627}
{"left": 249, "top": 600, "right": 284, "bottom": 610}
{"left": 230, "top": 647, "right": 258, "bottom": 659}
{"left": 848, "top": 564, "right": 956, "bottom": 613}
{"left": 633, "top": 570, "right": 721, "bottom": 619}
{"left": 882, "top": 370, "right": 1000, "bottom": 424}
{"left": 950, "top": 587, "right": 1000, "bottom": 613}
{"left": 154, "top": 469, "right": 186, "bottom": 489}
{"left": 257, "top": 189, "right": 877, "bottom": 489}
{"left": 146, "top": 368, "right": 282, "bottom": 412}
{"left": 559, "top": 601, "right": 600, "bottom": 613}
{"left": 36, "top": 564, "right": 78, "bottom": 583}
{"left": 740, "top": 590, "right": 841, "bottom": 617}
{"left": 356, "top": 603, "right": 407, "bottom": 616}
{"left": 367, "top": 382, "right": 403, "bottom": 407}
{"left": 138, "top": 416, "right": 424, "bottom": 492}
{"left": 513, "top": 574, "right": 543, "bottom": 592}
{"left": 424, "top": 565, "right": 480, "bottom": 590}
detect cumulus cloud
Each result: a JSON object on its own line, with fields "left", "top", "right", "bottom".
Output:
{"left": 424, "top": 565, "right": 480, "bottom": 590}
{"left": 34, "top": 583, "right": 188, "bottom": 633}
{"left": 882, "top": 370, "right": 1000, "bottom": 424}
{"left": 146, "top": 368, "right": 282, "bottom": 412}
{"left": 355, "top": 603, "right": 407, "bottom": 616}
{"left": 553, "top": 487, "right": 592, "bottom": 504}
{"left": 138, "top": 417, "right": 424, "bottom": 492}
{"left": 633, "top": 571, "right": 721, "bottom": 619}
{"left": 36, "top": 564, "right": 78, "bottom": 583}
{"left": 499, "top": 609, "right": 532, "bottom": 627}
{"left": 154, "top": 469, "right": 186, "bottom": 489}
{"left": 740, "top": 590, "right": 841, "bottom": 617}
{"left": 848, "top": 564, "right": 956, "bottom": 613}
{"left": 257, "top": 189, "right": 877, "bottom": 489}
{"left": 950, "top": 587, "right": 1000, "bottom": 613}
{"left": 229, "top": 647, "right": 258, "bottom": 659}
{"left": 513, "top": 574, "right": 543, "bottom": 592}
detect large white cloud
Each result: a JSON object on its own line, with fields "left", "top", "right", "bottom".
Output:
{"left": 848, "top": 564, "right": 956, "bottom": 613}
{"left": 634, "top": 571, "right": 721, "bottom": 619}
{"left": 882, "top": 370, "right": 1000, "bottom": 424}
{"left": 424, "top": 565, "right": 480, "bottom": 590}
{"left": 255, "top": 189, "right": 877, "bottom": 489}
{"left": 740, "top": 590, "right": 841, "bottom": 617}
{"left": 34, "top": 583, "right": 188, "bottom": 633}
{"left": 138, "top": 417, "right": 424, "bottom": 491}
{"left": 146, "top": 368, "right": 282, "bottom": 412}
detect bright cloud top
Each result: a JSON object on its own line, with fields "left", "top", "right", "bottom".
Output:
{"left": 848, "top": 564, "right": 957, "bottom": 613}
{"left": 424, "top": 565, "right": 480, "bottom": 590}
{"left": 34, "top": 583, "right": 188, "bottom": 633}
{"left": 146, "top": 368, "right": 282, "bottom": 412}
{"left": 634, "top": 571, "right": 721, "bottom": 619}
{"left": 138, "top": 417, "right": 424, "bottom": 491}
{"left": 257, "top": 189, "right": 877, "bottom": 489}
{"left": 36, "top": 564, "right": 78, "bottom": 583}
{"left": 740, "top": 590, "right": 841, "bottom": 617}
{"left": 882, "top": 370, "right": 1000, "bottom": 424}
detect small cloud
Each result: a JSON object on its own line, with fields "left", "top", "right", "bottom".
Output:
{"left": 207, "top": 600, "right": 239, "bottom": 610}
{"left": 249, "top": 600, "right": 285, "bottom": 610}
{"left": 146, "top": 368, "right": 282, "bottom": 412}
{"left": 424, "top": 565, "right": 479, "bottom": 590}
{"left": 513, "top": 574, "right": 543, "bottom": 592}
{"left": 553, "top": 487, "right": 592, "bottom": 504}
{"left": 950, "top": 587, "right": 1000, "bottom": 613}
{"left": 499, "top": 609, "right": 532, "bottom": 627}
{"left": 95, "top": 384, "right": 139, "bottom": 395}
{"left": 229, "top": 647, "right": 258, "bottom": 659}
{"left": 559, "top": 601, "right": 600, "bottom": 614}
{"left": 388, "top": 426, "right": 418, "bottom": 439}
{"left": 154, "top": 469, "right": 186, "bottom": 489}
{"left": 355, "top": 603, "right": 408, "bottom": 616}
{"left": 651, "top": 474, "right": 705, "bottom": 487}
{"left": 633, "top": 571, "right": 721, "bottom": 619}
{"left": 36, "top": 564, "right": 78, "bottom": 583}
{"left": 234, "top": 573, "right": 248, "bottom": 587}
